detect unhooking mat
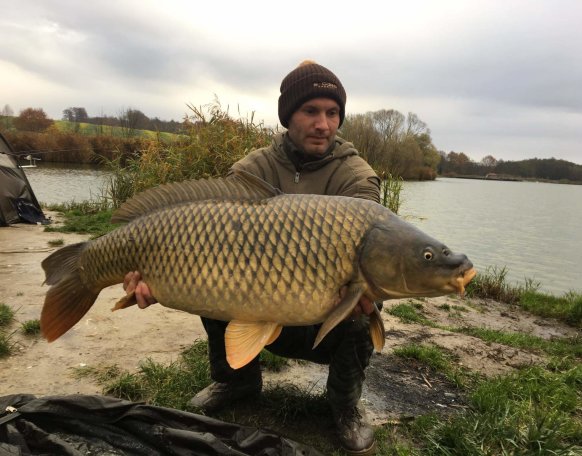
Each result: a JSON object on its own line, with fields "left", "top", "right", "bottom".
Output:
{"left": 0, "top": 394, "right": 323, "bottom": 456}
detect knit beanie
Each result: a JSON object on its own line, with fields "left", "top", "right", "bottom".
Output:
{"left": 278, "top": 60, "right": 347, "bottom": 128}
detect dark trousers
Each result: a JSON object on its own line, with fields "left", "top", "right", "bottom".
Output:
{"left": 201, "top": 315, "right": 374, "bottom": 409}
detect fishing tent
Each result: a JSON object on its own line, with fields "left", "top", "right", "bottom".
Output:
{"left": 0, "top": 132, "right": 48, "bottom": 226}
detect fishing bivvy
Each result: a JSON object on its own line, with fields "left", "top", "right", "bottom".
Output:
{"left": 0, "top": 132, "right": 49, "bottom": 226}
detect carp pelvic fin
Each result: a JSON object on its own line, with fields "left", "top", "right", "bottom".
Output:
{"left": 225, "top": 321, "right": 282, "bottom": 369}
{"left": 40, "top": 242, "right": 99, "bottom": 342}
{"left": 112, "top": 291, "right": 138, "bottom": 311}
{"left": 370, "top": 302, "right": 386, "bottom": 352}
{"left": 313, "top": 282, "right": 365, "bottom": 349}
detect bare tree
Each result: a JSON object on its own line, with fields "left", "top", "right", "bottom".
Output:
{"left": 119, "top": 108, "right": 149, "bottom": 137}
{"left": 405, "top": 112, "right": 428, "bottom": 137}
{"left": 480, "top": 155, "right": 498, "bottom": 168}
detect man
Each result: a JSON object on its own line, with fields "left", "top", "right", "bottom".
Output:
{"left": 125, "top": 60, "right": 381, "bottom": 455}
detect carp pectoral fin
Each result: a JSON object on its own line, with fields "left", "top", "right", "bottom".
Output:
{"left": 111, "top": 292, "right": 138, "bottom": 311}
{"left": 225, "top": 321, "right": 282, "bottom": 369}
{"left": 313, "top": 282, "right": 365, "bottom": 349}
{"left": 370, "top": 303, "right": 386, "bottom": 352}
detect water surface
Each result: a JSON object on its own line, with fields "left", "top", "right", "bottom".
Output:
{"left": 401, "top": 178, "right": 582, "bottom": 295}
{"left": 24, "top": 163, "right": 111, "bottom": 205}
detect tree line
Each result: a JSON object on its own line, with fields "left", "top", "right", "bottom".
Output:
{"left": 62, "top": 106, "right": 183, "bottom": 134}
{"left": 2, "top": 103, "right": 580, "bottom": 183}
{"left": 439, "top": 151, "right": 582, "bottom": 183}
{"left": 1, "top": 104, "right": 182, "bottom": 135}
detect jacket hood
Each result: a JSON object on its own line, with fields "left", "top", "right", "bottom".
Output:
{"left": 272, "top": 132, "right": 359, "bottom": 172}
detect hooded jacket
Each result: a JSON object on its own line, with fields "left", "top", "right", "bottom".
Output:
{"left": 230, "top": 132, "right": 380, "bottom": 203}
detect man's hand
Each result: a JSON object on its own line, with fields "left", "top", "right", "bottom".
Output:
{"left": 352, "top": 295, "right": 376, "bottom": 317}
{"left": 123, "top": 271, "right": 158, "bottom": 309}
{"left": 336, "top": 286, "right": 377, "bottom": 319}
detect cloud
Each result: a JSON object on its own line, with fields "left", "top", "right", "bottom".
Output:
{"left": 1, "top": 0, "right": 580, "bottom": 164}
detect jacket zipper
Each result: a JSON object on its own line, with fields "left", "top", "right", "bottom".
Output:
{"left": 294, "top": 171, "right": 300, "bottom": 183}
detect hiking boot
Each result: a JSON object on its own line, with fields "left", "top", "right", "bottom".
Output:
{"left": 188, "top": 377, "right": 262, "bottom": 413}
{"left": 332, "top": 402, "right": 376, "bottom": 455}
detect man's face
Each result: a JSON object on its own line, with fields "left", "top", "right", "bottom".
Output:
{"left": 287, "top": 98, "right": 341, "bottom": 156}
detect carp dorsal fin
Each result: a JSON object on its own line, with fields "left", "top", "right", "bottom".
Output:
{"left": 111, "top": 169, "right": 281, "bottom": 223}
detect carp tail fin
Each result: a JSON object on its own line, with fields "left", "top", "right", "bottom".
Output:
{"left": 40, "top": 242, "right": 99, "bottom": 342}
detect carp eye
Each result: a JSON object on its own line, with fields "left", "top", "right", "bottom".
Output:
{"left": 423, "top": 250, "right": 434, "bottom": 261}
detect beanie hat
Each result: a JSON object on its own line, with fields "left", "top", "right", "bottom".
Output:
{"left": 278, "top": 60, "right": 347, "bottom": 128}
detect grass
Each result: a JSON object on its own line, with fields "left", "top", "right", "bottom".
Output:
{"left": 438, "top": 303, "right": 468, "bottom": 313}
{"left": 21, "top": 319, "right": 41, "bottom": 336}
{"left": 259, "top": 349, "right": 289, "bottom": 372}
{"left": 387, "top": 302, "right": 436, "bottom": 327}
{"left": 393, "top": 343, "right": 473, "bottom": 388}
{"left": 379, "top": 171, "right": 404, "bottom": 214}
{"left": 0, "top": 303, "right": 15, "bottom": 327}
{"left": 47, "top": 238, "right": 64, "bottom": 247}
{"left": 520, "top": 290, "right": 582, "bottom": 327}
{"left": 457, "top": 327, "right": 582, "bottom": 358}
{"left": 73, "top": 339, "right": 212, "bottom": 409}
{"left": 468, "top": 266, "right": 581, "bottom": 326}
{"left": 408, "top": 365, "right": 582, "bottom": 455}
{"left": 44, "top": 201, "right": 117, "bottom": 238}
{"left": 0, "top": 304, "right": 16, "bottom": 357}
{"left": 467, "top": 265, "right": 538, "bottom": 304}
{"left": 0, "top": 332, "right": 13, "bottom": 357}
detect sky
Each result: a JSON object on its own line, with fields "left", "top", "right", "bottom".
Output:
{"left": 1, "top": 0, "right": 581, "bottom": 165}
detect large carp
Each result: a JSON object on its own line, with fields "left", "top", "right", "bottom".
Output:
{"left": 40, "top": 171, "right": 476, "bottom": 368}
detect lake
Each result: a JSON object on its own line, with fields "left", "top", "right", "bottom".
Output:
{"left": 24, "top": 163, "right": 111, "bottom": 204}
{"left": 23, "top": 165, "right": 581, "bottom": 295}
{"left": 400, "top": 178, "right": 582, "bottom": 295}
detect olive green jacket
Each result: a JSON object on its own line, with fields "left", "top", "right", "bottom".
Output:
{"left": 230, "top": 132, "right": 380, "bottom": 203}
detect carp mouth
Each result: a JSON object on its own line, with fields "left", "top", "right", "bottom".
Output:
{"left": 452, "top": 267, "right": 477, "bottom": 297}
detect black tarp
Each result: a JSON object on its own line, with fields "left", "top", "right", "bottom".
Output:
{"left": 0, "top": 394, "right": 323, "bottom": 456}
{"left": 0, "top": 132, "right": 48, "bottom": 226}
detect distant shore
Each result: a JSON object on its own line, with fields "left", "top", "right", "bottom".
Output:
{"left": 445, "top": 174, "right": 582, "bottom": 185}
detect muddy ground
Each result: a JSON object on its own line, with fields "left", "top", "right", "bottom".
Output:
{"left": 0, "top": 214, "right": 578, "bottom": 426}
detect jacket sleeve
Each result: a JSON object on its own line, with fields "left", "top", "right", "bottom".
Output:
{"left": 335, "top": 157, "right": 381, "bottom": 204}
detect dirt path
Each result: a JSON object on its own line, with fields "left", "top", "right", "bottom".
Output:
{"left": 0, "top": 217, "right": 578, "bottom": 424}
